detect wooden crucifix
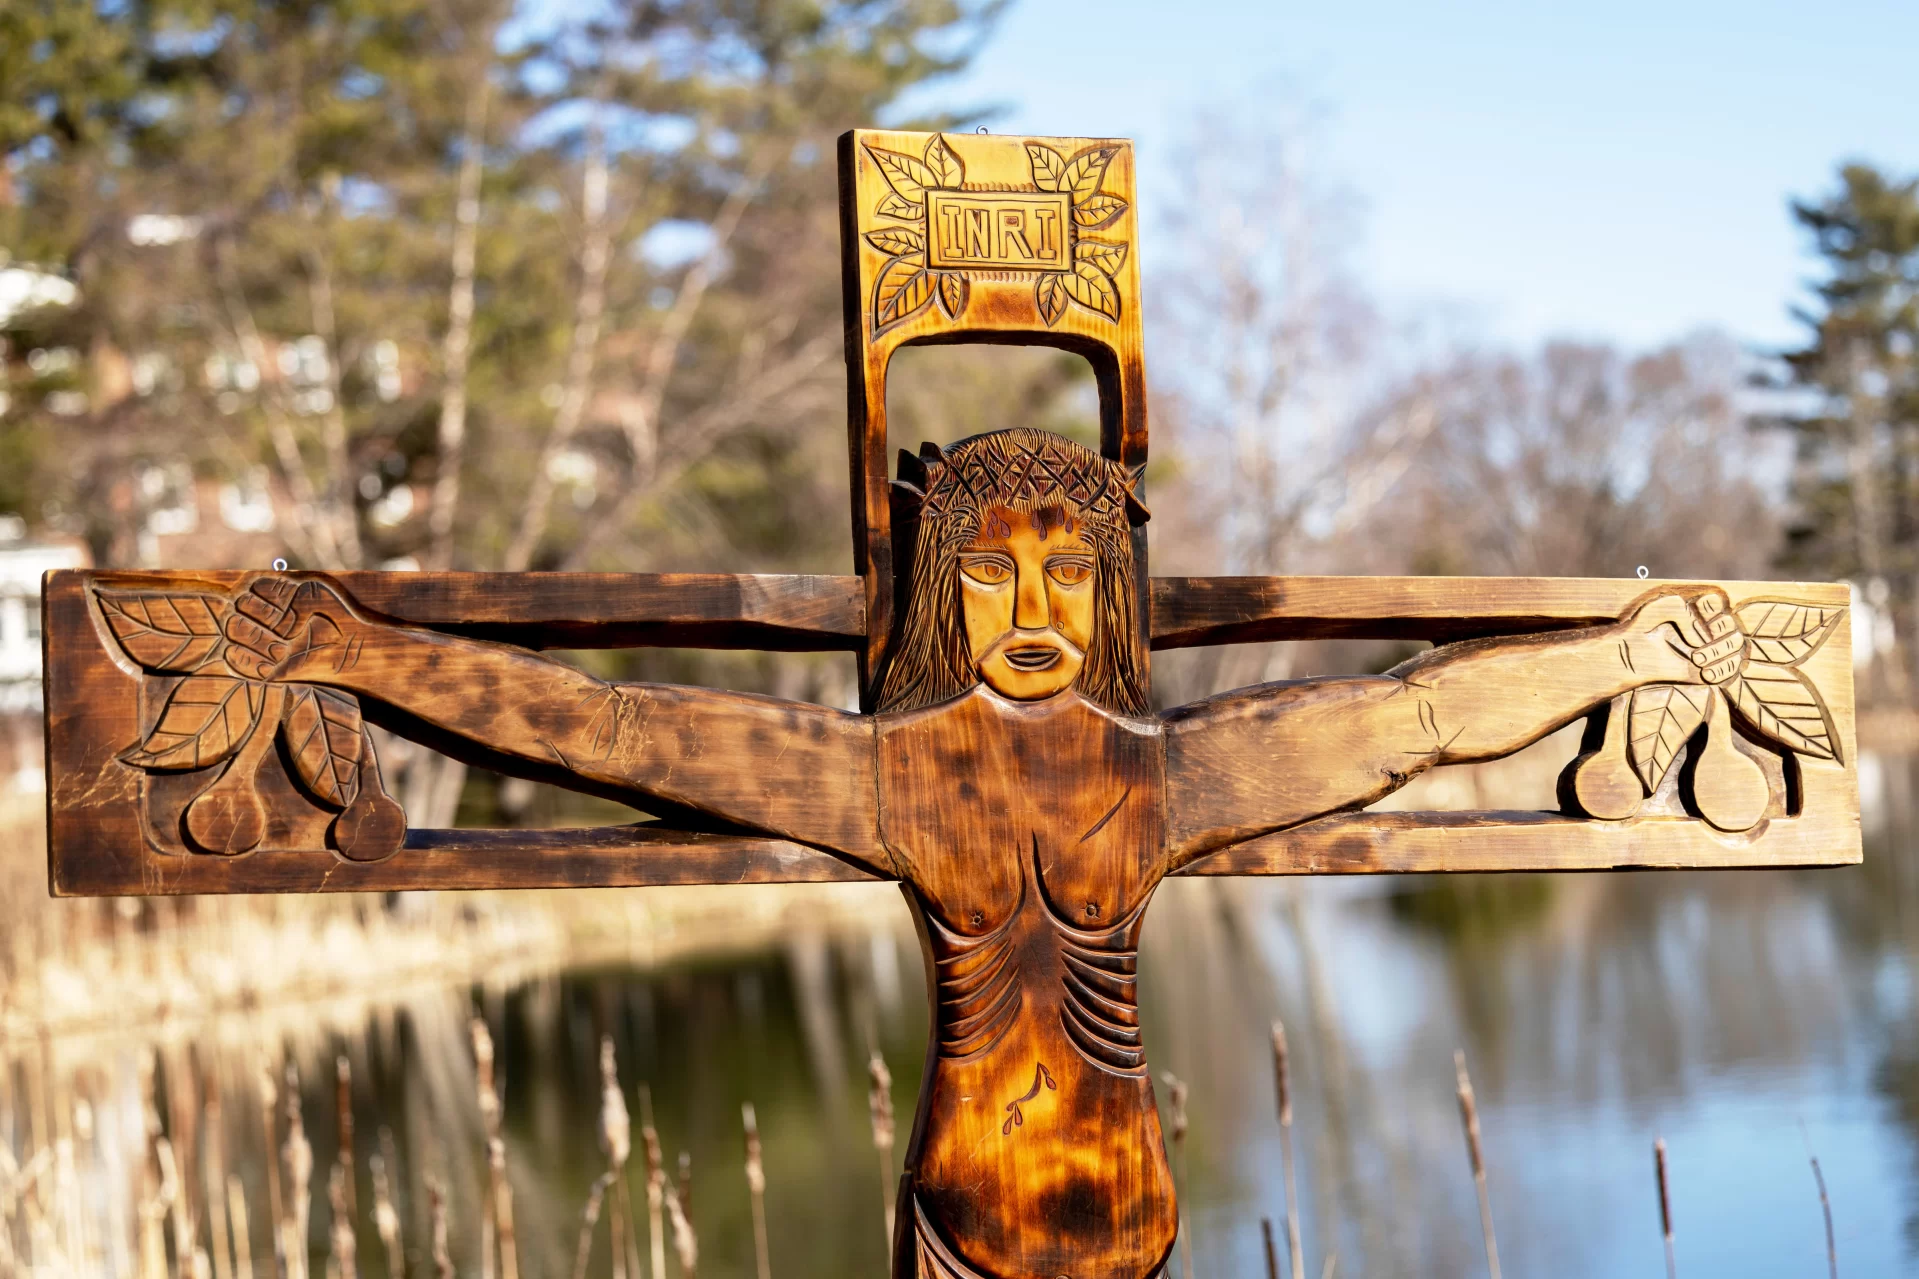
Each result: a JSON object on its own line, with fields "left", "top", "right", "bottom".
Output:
{"left": 43, "top": 131, "right": 1860, "bottom": 1279}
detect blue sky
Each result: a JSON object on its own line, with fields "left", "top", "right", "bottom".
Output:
{"left": 906, "top": 0, "right": 1918, "bottom": 351}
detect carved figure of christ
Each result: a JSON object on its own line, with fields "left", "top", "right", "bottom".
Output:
{"left": 212, "top": 428, "right": 1727, "bottom": 1279}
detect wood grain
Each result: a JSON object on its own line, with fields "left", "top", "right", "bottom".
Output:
{"left": 1150, "top": 575, "right": 1853, "bottom": 647}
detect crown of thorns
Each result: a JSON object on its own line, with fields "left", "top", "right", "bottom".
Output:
{"left": 893, "top": 428, "right": 1149, "bottom": 526}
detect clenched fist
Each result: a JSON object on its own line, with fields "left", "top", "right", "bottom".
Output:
{"left": 222, "top": 576, "right": 366, "bottom": 680}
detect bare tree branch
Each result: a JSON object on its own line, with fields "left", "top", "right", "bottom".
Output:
{"left": 425, "top": 60, "right": 494, "bottom": 571}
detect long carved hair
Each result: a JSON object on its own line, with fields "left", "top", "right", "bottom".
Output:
{"left": 876, "top": 428, "right": 1150, "bottom": 717}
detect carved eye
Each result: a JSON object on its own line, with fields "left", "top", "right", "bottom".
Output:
{"left": 1046, "top": 558, "right": 1093, "bottom": 586}
{"left": 960, "top": 555, "right": 1014, "bottom": 585}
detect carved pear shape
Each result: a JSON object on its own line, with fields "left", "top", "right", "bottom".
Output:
{"left": 1689, "top": 690, "right": 1771, "bottom": 833}
{"left": 183, "top": 686, "right": 283, "bottom": 855}
{"left": 329, "top": 728, "right": 406, "bottom": 862}
{"left": 1567, "top": 694, "right": 1644, "bottom": 820}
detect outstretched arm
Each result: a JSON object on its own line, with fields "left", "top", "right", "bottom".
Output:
{"left": 1162, "top": 590, "right": 1724, "bottom": 866}
{"left": 225, "top": 577, "right": 889, "bottom": 872}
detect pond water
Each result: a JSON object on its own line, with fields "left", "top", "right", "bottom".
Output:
{"left": 281, "top": 750, "right": 1919, "bottom": 1279}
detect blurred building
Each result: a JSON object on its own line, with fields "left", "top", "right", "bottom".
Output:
{"left": 0, "top": 520, "right": 89, "bottom": 791}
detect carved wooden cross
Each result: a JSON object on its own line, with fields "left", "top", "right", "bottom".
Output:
{"left": 44, "top": 131, "right": 1860, "bottom": 1279}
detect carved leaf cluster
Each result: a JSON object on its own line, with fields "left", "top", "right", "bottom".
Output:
{"left": 1026, "top": 143, "right": 1128, "bottom": 326}
{"left": 103, "top": 583, "right": 382, "bottom": 809}
{"left": 1619, "top": 595, "right": 1848, "bottom": 800}
{"left": 865, "top": 134, "right": 975, "bottom": 333}
{"left": 866, "top": 134, "right": 1131, "bottom": 333}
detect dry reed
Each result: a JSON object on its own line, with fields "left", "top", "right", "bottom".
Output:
{"left": 1270, "top": 1021, "right": 1304, "bottom": 1279}
{"left": 326, "top": 1166, "right": 356, "bottom": 1279}
{"left": 471, "top": 1017, "right": 520, "bottom": 1279}
{"left": 284, "top": 1062, "right": 314, "bottom": 1279}
{"left": 867, "top": 1051, "right": 896, "bottom": 1249}
{"left": 425, "top": 1178, "right": 452, "bottom": 1279}
{"left": 1809, "top": 1154, "right": 1837, "bottom": 1279}
{"left": 257, "top": 1061, "right": 285, "bottom": 1279}
{"left": 370, "top": 1142, "right": 403, "bottom": 1279}
{"left": 1654, "top": 1138, "right": 1675, "bottom": 1279}
{"left": 1453, "top": 1051, "right": 1500, "bottom": 1279}
{"left": 741, "top": 1104, "right": 770, "bottom": 1279}
{"left": 638, "top": 1086, "right": 666, "bottom": 1279}
{"left": 227, "top": 1175, "right": 255, "bottom": 1279}
{"left": 205, "top": 1080, "right": 235, "bottom": 1279}
{"left": 1261, "top": 1217, "right": 1280, "bottom": 1279}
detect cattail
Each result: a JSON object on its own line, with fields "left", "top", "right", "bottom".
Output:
{"left": 868, "top": 1052, "right": 895, "bottom": 1248}
{"left": 228, "top": 1174, "right": 256, "bottom": 1279}
{"left": 1158, "top": 1071, "right": 1192, "bottom": 1279}
{"left": 257, "top": 1060, "right": 285, "bottom": 1279}
{"left": 676, "top": 1152, "right": 692, "bottom": 1225}
{"left": 205, "top": 1081, "right": 235, "bottom": 1279}
{"left": 471, "top": 1019, "right": 518, "bottom": 1279}
{"left": 638, "top": 1086, "right": 666, "bottom": 1279}
{"left": 741, "top": 1104, "right": 770, "bottom": 1279}
{"left": 663, "top": 1176, "right": 696, "bottom": 1276}
{"left": 1454, "top": 1051, "right": 1501, "bottom": 1279}
{"left": 571, "top": 1173, "right": 614, "bottom": 1279}
{"left": 369, "top": 1144, "right": 402, "bottom": 1279}
{"left": 1809, "top": 1153, "right": 1836, "bottom": 1279}
{"left": 333, "top": 1059, "right": 356, "bottom": 1224}
{"left": 284, "top": 1063, "right": 313, "bottom": 1279}
{"left": 1654, "top": 1138, "right": 1675, "bottom": 1279}
{"left": 326, "top": 1166, "right": 356, "bottom": 1279}
{"left": 1271, "top": 1022, "right": 1304, "bottom": 1279}
{"left": 425, "top": 1179, "right": 452, "bottom": 1279}
{"left": 595, "top": 1038, "right": 630, "bottom": 1279}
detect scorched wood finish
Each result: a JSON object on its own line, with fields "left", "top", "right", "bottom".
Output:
{"left": 44, "top": 130, "right": 1861, "bottom": 1279}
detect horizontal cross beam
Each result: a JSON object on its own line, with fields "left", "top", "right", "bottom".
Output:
{"left": 74, "top": 570, "right": 1842, "bottom": 650}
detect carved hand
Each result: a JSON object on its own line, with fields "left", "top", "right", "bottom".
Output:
{"left": 1615, "top": 588, "right": 1740, "bottom": 688}
{"left": 222, "top": 576, "right": 369, "bottom": 681}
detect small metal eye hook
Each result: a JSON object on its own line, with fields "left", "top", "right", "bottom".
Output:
{"left": 272, "top": 557, "right": 289, "bottom": 572}
{"left": 1636, "top": 565, "right": 1649, "bottom": 580}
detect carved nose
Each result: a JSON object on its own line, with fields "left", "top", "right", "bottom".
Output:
{"left": 1013, "top": 568, "right": 1049, "bottom": 630}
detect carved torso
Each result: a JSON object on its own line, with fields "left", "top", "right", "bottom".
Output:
{"left": 878, "top": 688, "right": 1176, "bottom": 1279}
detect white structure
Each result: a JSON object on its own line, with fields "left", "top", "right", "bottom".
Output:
{"left": 0, "top": 531, "right": 90, "bottom": 712}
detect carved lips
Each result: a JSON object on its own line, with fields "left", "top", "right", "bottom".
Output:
{"left": 1002, "top": 644, "right": 1063, "bottom": 672}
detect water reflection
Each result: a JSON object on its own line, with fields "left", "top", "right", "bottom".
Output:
{"left": 13, "top": 757, "right": 1919, "bottom": 1279}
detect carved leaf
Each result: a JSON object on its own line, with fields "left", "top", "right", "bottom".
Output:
{"left": 281, "top": 684, "right": 364, "bottom": 807}
{"left": 1034, "top": 274, "right": 1067, "bottom": 326}
{"left": 1062, "top": 261, "right": 1121, "bottom": 322}
{"left": 874, "top": 252, "right": 935, "bottom": 330}
{"left": 1628, "top": 683, "right": 1712, "bottom": 791}
{"left": 97, "top": 590, "right": 228, "bottom": 672}
{"left": 935, "top": 271, "right": 969, "bottom": 321}
{"left": 866, "top": 145, "right": 936, "bottom": 202}
{"left": 1726, "top": 661, "right": 1839, "bottom": 762}
{"left": 876, "top": 192, "right": 922, "bottom": 220}
{"left": 1026, "top": 143, "right": 1066, "bottom": 192}
{"left": 865, "top": 227, "right": 924, "bottom": 257}
{"left": 1061, "top": 146, "right": 1117, "bottom": 204}
{"left": 1735, "top": 599, "right": 1846, "bottom": 667}
{"left": 122, "top": 675, "right": 264, "bottom": 771}
{"left": 1075, "top": 239, "right": 1129, "bottom": 276}
{"left": 1072, "top": 194, "right": 1128, "bottom": 229}
{"left": 924, "top": 133, "right": 964, "bottom": 187}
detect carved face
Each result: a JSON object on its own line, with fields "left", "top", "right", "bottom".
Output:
{"left": 959, "top": 503, "right": 1096, "bottom": 700}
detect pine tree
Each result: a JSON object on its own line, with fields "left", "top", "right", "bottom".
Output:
{"left": 1770, "top": 163, "right": 1919, "bottom": 698}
